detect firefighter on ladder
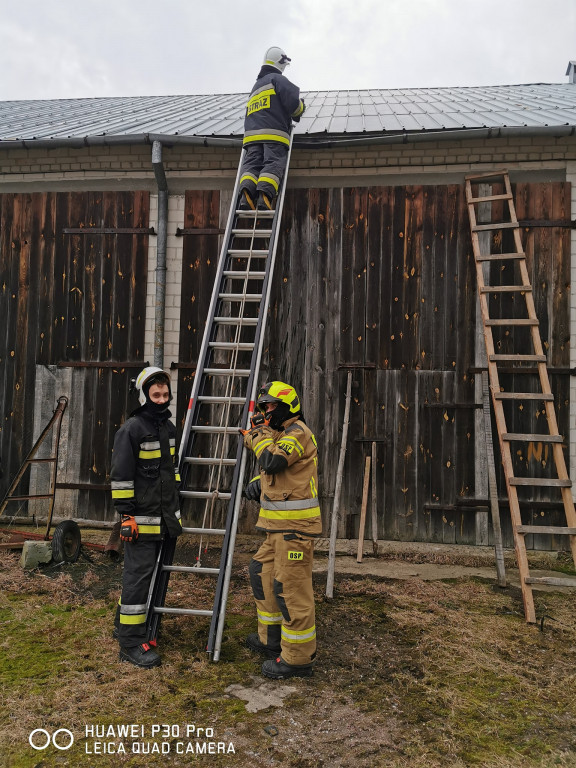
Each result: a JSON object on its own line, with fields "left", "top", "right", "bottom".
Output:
{"left": 238, "top": 46, "right": 305, "bottom": 212}
{"left": 110, "top": 367, "right": 182, "bottom": 668}
{"left": 241, "top": 381, "right": 320, "bottom": 679}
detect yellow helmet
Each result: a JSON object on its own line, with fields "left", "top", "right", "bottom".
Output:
{"left": 257, "top": 381, "right": 300, "bottom": 415}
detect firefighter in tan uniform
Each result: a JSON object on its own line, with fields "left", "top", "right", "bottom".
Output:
{"left": 241, "top": 381, "right": 320, "bottom": 679}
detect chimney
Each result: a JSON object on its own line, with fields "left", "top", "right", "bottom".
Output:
{"left": 566, "top": 61, "right": 576, "bottom": 84}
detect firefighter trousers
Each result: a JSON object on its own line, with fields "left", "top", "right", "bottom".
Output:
{"left": 115, "top": 537, "right": 161, "bottom": 648}
{"left": 249, "top": 531, "right": 316, "bottom": 666}
{"left": 239, "top": 143, "right": 288, "bottom": 202}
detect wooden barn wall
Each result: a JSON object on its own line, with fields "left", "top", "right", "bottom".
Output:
{"left": 257, "top": 182, "right": 569, "bottom": 546}
{"left": 0, "top": 191, "right": 149, "bottom": 520}
{"left": 157, "top": 182, "right": 566, "bottom": 547}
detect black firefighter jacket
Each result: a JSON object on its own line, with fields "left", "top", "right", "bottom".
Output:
{"left": 110, "top": 406, "right": 182, "bottom": 539}
{"left": 243, "top": 66, "right": 305, "bottom": 148}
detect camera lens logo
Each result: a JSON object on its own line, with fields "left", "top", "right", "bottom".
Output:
{"left": 29, "top": 728, "right": 74, "bottom": 751}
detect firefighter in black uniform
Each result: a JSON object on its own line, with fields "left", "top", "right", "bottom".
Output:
{"left": 238, "top": 46, "right": 305, "bottom": 211}
{"left": 110, "top": 367, "right": 182, "bottom": 668}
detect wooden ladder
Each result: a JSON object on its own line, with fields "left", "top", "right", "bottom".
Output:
{"left": 465, "top": 170, "right": 576, "bottom": 623}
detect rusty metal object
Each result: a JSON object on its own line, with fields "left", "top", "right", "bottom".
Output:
{"left": 0, "top": 397, "right": 68, "bottom": 540}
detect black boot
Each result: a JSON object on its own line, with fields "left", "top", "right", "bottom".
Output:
{"left": 246, "top": 632, "right": 281, "bottom": 659}
{"left": 257, "top": 192, "right": 274, "bottom": 210}
{"left": 119, "top": 642, "right": 161, "bottom": 668}
{"left": 238, "top": 190, "right": 255, "bottom": 211}
{"left": 261, "top": 656, "right": 314, "bottom": 679}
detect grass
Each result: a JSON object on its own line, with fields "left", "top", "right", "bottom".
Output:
{"left": 1, "top": 530, "right": 576, "bottom": 767}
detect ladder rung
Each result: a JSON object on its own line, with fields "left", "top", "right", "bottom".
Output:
{"left": 469, "top": 193, "right": 513, "bottom": 203}
{"left": 508, "top": 477, "right": 572, "bottom": 488}
{"left": 208, "top": 341, "right": 255, "bottom": 351}
{"left": 485, "top": 319, "right": 538, "bottom": 326}
{"left": 517, "top": 525, "right": 576, "bottom": 535}
{"left": 154, "top": 607, "right": 214, "bottom": 617}
{"left": 163, "top": 565, "right": 220, "bottom": 575}
{"left": 232, "top": 229, "right": 272, "bottom": 237}
{"left": 480, "top": 285, "right": 532, "bottom": 293}
{"left": 525, "top": 576, "right": 576, "bottom": 588}
{"left": 489, "top": 354, "right": 547, "bottom": 362}
{"left": 197, "top": 395, "right": 246, "bottom": 405}
{"left": 184, "top": 457, "right": 237, "bottom": 466}
{"left": 493, "top": 392, "right": 554, "bottom": 401}
{"left": 204, "top": 368, "right": 251, "bottom": 376}
{"left": 5, "top": 494, "right": 53, "bottom": 501}
{"left": 219, "top": 293, "right": 262, "bottom": 301}
{"left": 476, "top": 253, "right": 525, "bottom": 262}
{"left": 191, "top": 425, "right": 239, "bottom": 434}
{"left": 223, "top": 270, "right": 266, "bottom": 279}
{"left": 214, "top": 316, "right": 258, "bottom": 326}
{"left": 234, "top": 209, "right": 275, "bottom": 218}
{"left": 181, "top": 526, "right": 226, "bottom": 535}
{"left": 466, "top": 170, "right": 509, "bottom": 181}
{"left": 180, "top": 489, "right": 232, "bottom": 499}
{"left": 228, "top": 249, "right": 269, "bottom": 258}
{"left": 472, "top": 222, "right": 518, "bottom": 232}
{"left": 503, "top": 433, "right": 563, "bottom": 443}
{"left": 29, "top": 457, "right": 57, "bottom": 463}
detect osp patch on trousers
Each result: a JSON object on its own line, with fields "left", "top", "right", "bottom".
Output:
{"left": 249, "top": 531, "right": 316, "bottom": 666}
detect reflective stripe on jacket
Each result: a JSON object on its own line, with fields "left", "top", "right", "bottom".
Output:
{"left": 110, "top": 407, "right": 182, "bottom": 539}
{"left": 243, "top": 68, "right": 304, "bottom": 147}
{"left": 243, "top": 416, "right": 321, "bottom": 536}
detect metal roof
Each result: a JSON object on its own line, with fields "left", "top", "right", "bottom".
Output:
{"left": 0, "top": 83, "right": 575, "bottom": 146}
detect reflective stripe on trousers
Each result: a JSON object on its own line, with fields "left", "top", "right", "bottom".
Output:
{"left": 249, "top": 532, "right": 316, "bottom": 665}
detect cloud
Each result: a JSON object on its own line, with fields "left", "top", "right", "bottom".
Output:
{"left": 0, "top": 0, "right": 574, "bottom": 100}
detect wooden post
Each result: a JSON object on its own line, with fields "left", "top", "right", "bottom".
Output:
{"left": 357, "top": 455, "right": 371, "bottom": 563}
{"left": 370, "top": 440, "right": 379, "bottom": 555}
{"left": 482, "top": 371, "right": 507, "bottom": 587}
{"left": 326, "top": 371, "right": 352, "bottom": 598}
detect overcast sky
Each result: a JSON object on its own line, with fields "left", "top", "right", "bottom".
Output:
{"left": 0, "top": 0, "right": 574, "bottom": 101}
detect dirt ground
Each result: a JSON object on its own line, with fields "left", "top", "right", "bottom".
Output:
{"left": 2, "top": 523, "right": 576, "bottom": 768}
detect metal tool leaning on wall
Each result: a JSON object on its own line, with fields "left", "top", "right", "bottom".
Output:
{"left": 241, "top": 380, "right": 321, "bottom": 680}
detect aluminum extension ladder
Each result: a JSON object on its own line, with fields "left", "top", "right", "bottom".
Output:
{"left": 465, "top": 170, "right": 576, "bottom": 623}
{"left": 146, "top": 137, "right": 294, "bottom": 660}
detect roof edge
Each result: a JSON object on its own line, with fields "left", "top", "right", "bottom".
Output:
{"left": 0, "top": 124, "right": 574, "bottom": 152}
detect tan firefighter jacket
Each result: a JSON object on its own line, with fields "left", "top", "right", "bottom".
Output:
{"left": 243, "top": 416, "right": 321, "bottom": 536}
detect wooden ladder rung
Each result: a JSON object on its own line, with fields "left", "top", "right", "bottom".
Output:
{"left": 489, "top": 354, "right": 546, "bottom": 362}
{"left": 476, "top": 253, "right": 525, "bottom": 262}
{"left": 472, "top": 222, "right": 518, "bottom": 232}
{"left": 485, "top": 319, "right": 538, "bottom": 326}
{"left": 493, "top": 392, "right": 553, "bottom": 401}
{"left": 465, "top": 170, "right": 509, "bottom": 181}
{"left": 503, "top": 433, "right": 563, "bottom": 443}
{"left": 508, "top": 477, "right": 572, "bottom": 488}
{"left": 468, "top": 193, "right": 513, "bottom": 203}
{"left": 480, "top": 285, "right": 532, "bottom": 293}
{"left": 517, "top": 525, "right": 576, "bottom": 535}
{"left": 525, "top": 576, "right": 576, "bottom": 588}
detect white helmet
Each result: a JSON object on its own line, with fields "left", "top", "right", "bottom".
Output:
{"left": 133, "top": 366, "right": 172, "bottom": 407}
{"left": 263, "top": 46, "right": 291, "bottom": 73}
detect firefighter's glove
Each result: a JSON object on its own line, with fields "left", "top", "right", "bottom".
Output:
{"left": 251, "top": 412, "right": 270, "bottom": 429}
{"left": 120, "top": 515, "right": 139, "bottom": 543}
{"left": 244, "top": 476, "right": 261, "bottom": 501}
{"left": 239, "top": 413, "right": 270, "bottom": 436}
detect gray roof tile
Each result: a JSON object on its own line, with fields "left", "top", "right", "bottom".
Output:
{"left": 0, "top": 83, "right": 575, "bottom": 143}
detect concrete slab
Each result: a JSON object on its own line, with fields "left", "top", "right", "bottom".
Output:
{"left": 20, "top": 540, "right": 52, "bottom": 568}
{"left": 225, "top": 676, "right": 297, "bottom": 713}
